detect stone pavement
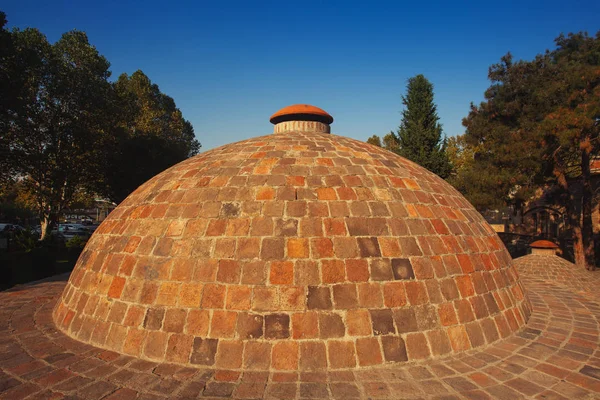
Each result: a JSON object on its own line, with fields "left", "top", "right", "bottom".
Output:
{"left": 1, "top": 270, "right": 600, "bottom": 399}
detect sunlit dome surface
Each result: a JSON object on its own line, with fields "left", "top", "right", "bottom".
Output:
{"left": 53, "top": 105, "right": 530, "bottom": 370}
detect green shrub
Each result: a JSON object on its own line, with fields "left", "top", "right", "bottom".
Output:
{"left": 0, "top": 241, "right": 80, "bottom": 291}
{"left": 10, "top": 229, "right": 39, "bottom": 252}
{"left": 65, "top": 235, "right": 87, "bottom": 249}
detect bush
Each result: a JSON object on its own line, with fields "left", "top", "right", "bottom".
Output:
{"left": 10, "top": 229, "right": 39, "bottom": 252}
{"left": 65, "top": 235, "right": 87, "bottom": 250}
{"left": 0, "top": 240, "right": 81, "bottom": 291}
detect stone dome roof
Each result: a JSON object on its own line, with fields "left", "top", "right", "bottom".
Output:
{"left": 53, "top": 106, "right": 530, "bottom": 371}
{"left": 514, "top": 254, "right": 598, "bottom": 295}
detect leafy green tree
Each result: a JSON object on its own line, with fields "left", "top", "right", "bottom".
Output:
{"left": 366, "top": 132, "right": 400, "bottom": 153}
{"left": 1, "top": 24, "right": 114, "bottom": 239}
{"left": 1, "top": 12, "right": 201, "bottom": 238}
{"left": 462, "top": 31, "right": 600, "bottom": 270}
{"left": 367, "top": 135, "right": 382, "bottom": 147}
{"left": 394, "top": 75, "right": 452, "bottom": 178}
{"left": 0, "top": 179, "right": 37, "bottom": 223}
{"left": 94, "top": 70, "right": 201, "bottom": 203}
{"left": 446, "top": 134, "right": 482, "bottom": 197}
{"left": 382, "top": 132, "right": 400, "bottom": 153}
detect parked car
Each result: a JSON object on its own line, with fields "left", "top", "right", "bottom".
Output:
{"left": 59, "top": 223, "right": 87, "bottom": 232}
{"left": 0, "top": 223, "right": 26, "bottom": 233}
{"left": 62, "top": 229, "right": 91, "bottom": 241}
{"left": 58, "top": 224, "right": 91, "bottom": 240}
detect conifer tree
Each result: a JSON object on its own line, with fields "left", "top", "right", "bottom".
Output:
{"left": 395, "top": 75, "right": 452, "bottom": 178}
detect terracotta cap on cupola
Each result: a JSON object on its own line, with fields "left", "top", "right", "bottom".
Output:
{"left": 270, "top": 104, "right": 333, "bottom": 134}
{"left": 529, "top": 240, "right": 559, "bottom": 256}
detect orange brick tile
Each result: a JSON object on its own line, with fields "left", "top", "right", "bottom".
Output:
{"left": 447, "top": 325, "right": 471, "bottom": 351}
{"left": 186, "top": 309, "right": 210, "bottom": 336}
{"left": 286, "top": 176, "right": 305, "bottom": 186}
{"left": 438, "top": 303, "right": 458, "bottom": 326}
{"left": 214, "top": 238, "right": 236, "bottom": 259}
{"left": 321, "top": 260, "right": 345, "bottom": 283}
{"left": 123, "top": 305, "right": 145, "bottom": 327}
{"left": 405, "top": 281, "right": 429, "bottom": 305}
{"left": 357, "top": 283, "right": 384, "bottom": 308}
{"left": 256, "top": 187, "right": 275, "bottom": 200}
{"left": 252, "top": 287, "right": 279, "bottom": 310}
{"left": 215, "top": 340, "right": 243, "bottom": 369}
{"left": 226, "top": 286, "right": 252, "bottom": 310}
{"left": 179, "top": 283, "right": 203, "bottom": 307}
{"left": 217, "top": 260, "right": 241, "bottom": 283}
{"left": 206, "top": 219, "right": 227, "bottom": 236}
{"left": 223, "top": 217, "right": 250, "bottom": 235}
{"left": 270, "top": 261, "right": 294, "bottom": 284}
{"left": 455, "top": 275, "right": 475, "bottom": 298}
{"left": 155, "top": 282, "right": 180, "bottom": 306}
{"left": 165, "top": 334, "right": 193, "bottom": 363}
{"left": 201, "top": 283, "right": 226, "bottom": 308}
{"left": 166, "top": 220, "right": 186, "bottom": 237}
{"left": 383, "top": 282, "right": 407, "bottom": 307}
{"left": 310, "top": 238, "right": 334, "bottom": 258}
{"left": 324, "top": 218, "right": 347, "bottom": 236}
{"left": 123, "top": 328, "right": 147, "bottom": 356}
{"left": 272, "top": 342, "right": 299, "bottom": 370}
{"left": 280, "top": 286, "right": 305, "bottom": 310}
{"left": 170, "top": 259, "right": 195, "bottom": 281}
{"left": 457, "top": 254, "right": 475, "bottom": 274}
{"left": 356, "top": 337, "right": 383, "bottom": 366}
{"left": 237, "top": 238, "right": 261, "bottom": 259}
{"left": 346, "top": 259, "right": 369, "bottom": 282}
{"left": 107, "top": 276, "right": 126, "bottom": 299}
{"left": 291, "top": 312, "right": 319, "bottom": 339}
{"left": 378, "top": 237, "right": 402, "bottom": 257}
{"left": 143, "top": 331, "right": 169, "bottom": 360}
{"left": 328, "top": 341, "right": 357, "bottom": 368}
{"left": 316, "top": 187, "right": 337, "bottom": 200}
{"left": 346, "top": 309, "right": 372, "bottom": 336}
{"left": 287, "top": 238, "right": 309, "bottom": 258}
{"left": 124, "top": 236, "right": 142, "bottom": 253}
{"left": 406, "top": 332, "right": 431, "bottom": 360}
{"left": 210, "top": 310, "right": 238, "bottom": 338}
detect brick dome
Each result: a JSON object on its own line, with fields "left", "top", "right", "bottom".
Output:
{"left": 514, "top": 254, "right": 596, "bottom": 294}
{"left": 53, "top": 106, "right": 530, "bottom": 371}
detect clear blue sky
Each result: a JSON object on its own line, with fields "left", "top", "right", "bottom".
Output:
{"left": 4, "top": 1, "right": 599, "bottom": 151}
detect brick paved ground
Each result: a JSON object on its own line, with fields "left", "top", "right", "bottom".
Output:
{"left": 1, "top": 268, "right": 600, "bottom": 399}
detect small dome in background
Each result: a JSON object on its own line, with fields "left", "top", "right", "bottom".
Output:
{"left": 513, "top": 251, "right": 598, "bottom": 295}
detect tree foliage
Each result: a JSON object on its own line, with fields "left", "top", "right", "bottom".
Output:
{"left": 1, "top": 24, "right": 112, "bottom": 238}
{"left": 366, "top": 132, "right": 400, "bottom": 153}
{"left": 366, "top": 76, "right": 452, "bottom": 177}
{"left": 366, "top": 134, "right": 382, "bottom": 147}
{"left": 461, "top": 31, "right": 600, "bottom": 269}
{"left": 94, "top": 71, "right": 200, "bottom": 203}
{"left": 395, "top": 75, "right": 452, "bottom": 178}
{"left": 0, "top": 12, "right": 201, "bottom": 239}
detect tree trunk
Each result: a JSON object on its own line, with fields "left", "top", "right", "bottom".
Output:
{"left": 40, "top": 213, "right": 57, "bottom": 241}
{"left": 572, "top": 225, "right": 586, "bottom": 267}
{"left": 556, "top": 168, "right": 587, "bottom": 267}
{"left": 581, "top": 144, "right": 596, "bottom": 270}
